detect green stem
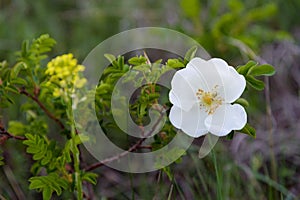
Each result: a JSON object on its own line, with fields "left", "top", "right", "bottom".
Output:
{"left": 212, "top": 149, "right": 222, "bottom": 200}
{"left": 67, "top": 103, "right": 83, "bottom": 200}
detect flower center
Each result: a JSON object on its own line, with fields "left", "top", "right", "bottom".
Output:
{"left": 196, "top": 85, "right": 223, "bottom": 115}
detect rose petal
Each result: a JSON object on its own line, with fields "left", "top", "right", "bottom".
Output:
{"left": 210, "top": 58, "right": 246, "bottom": 103}
{"left": 169, "top": 66, "right": 204, "bottom": 111}
{"left": 187, "top": 57, "right": 221, "bottom": 91}
{"left": 169, "top": 104, "right": 208, "bottom": 137}
{"left": 204, "top": 104, "right": 247, "bottom": 136}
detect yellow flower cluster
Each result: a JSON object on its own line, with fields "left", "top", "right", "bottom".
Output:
{"left": 45, "top": 53, "right": 87, "bottom": 97}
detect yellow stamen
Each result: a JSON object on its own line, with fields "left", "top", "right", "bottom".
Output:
{"left": 196, "top": 86, "right": 223, "bottom": 114}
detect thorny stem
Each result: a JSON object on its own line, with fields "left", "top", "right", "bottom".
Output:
{"left": 0, "top": 129, "right": 26, "bottom": 141}
{"left": 0, "top": 87, "right": 65, "bottom": 142}
{"left": 0, "top": 119, "right": 26, "bottom": 141}
{"left": 84, "top": 108, "right": 165, "bottom": 172}
{"left": 19, "top": 87, "right": 65, "bottom": 130}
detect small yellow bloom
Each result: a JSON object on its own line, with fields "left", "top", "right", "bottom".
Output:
{"left": 53, "top": 88, "right": 62, "bottom": 98}
{"left": 45, "top": 53, "right": 86, "bottom": 98}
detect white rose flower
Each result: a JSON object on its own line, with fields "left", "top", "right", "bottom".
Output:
{"left": 169, "top": 57, "right": 247, "bottom": 137}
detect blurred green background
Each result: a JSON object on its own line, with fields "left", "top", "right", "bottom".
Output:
{"left": 1, "top": 0, "right": 300, "bottom": 199}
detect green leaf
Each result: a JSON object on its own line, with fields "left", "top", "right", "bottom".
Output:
{"left": 246, "top": 75, "right": 265, "bottom": 90}
{"left": 237, "top": 61, "right": 257, "bottom": 75}
{"left": 17, "top": 34, "right": 56, "bottom": 66}
{"left": 234, "top": 98, "right": 249, "bottom": 107}
{"left": 248, "top": 64, "right": 276, "bottom": 76}
{"left": 11, "top": 62, "right": 27, "bottom": 78}
{"left": 23, "top": 134, "right": 53, "bottom": 165}
{"left": 154, "top": 59, "right": 162, "bottom": 64}
{"left": 132, "top": 64, "right": 151, "bottom": 72}
{"left": 184, "top": 46, "right": 198, "bottom": 64}
{"left": 29, "top": 178, "right": 44, "bottom": 189}
{"left": 20, "top": 40, "right": 30, "bottom": 58}
{"left": 166, "top": 59, "right": 185, "bottom": 69}
{"left": 74, "top": 134, "right": 89, "bottom": 145}
{"left": 128, "top": 56, "right": 147, "bottom": 66}
{"left": 41, "top": 151, "right": 52, "bottom": 166}
{"left": 8, "top": 121, "right": 26, "bottom": 135}
{"left": 29, "top": 173, "right": 69, "bottom": 200}
{"left": 96, "top": 83, "right": 112, "bottom": 95}
{"left": 81, "top": 172, "right": 98, "bottom": 185}
{"left": 5, "top": 85, "right": 19, "bottom": 94}
{"left": 117, "top": 56, "right": 125, "bottom": 69}
{"left": 10, "top": 77, "right": 28, "bottom": 86}
{"left": 238, "top": 123, "right": 256, "bottom": 138}
{"left": 42, "top": 188, "right": 52, "bottom": 200}
{"left": 104, "top": 54, "right": 116, "bottom": 64}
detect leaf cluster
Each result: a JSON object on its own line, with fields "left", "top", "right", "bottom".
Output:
{"left": 29, "top": 173, "right": 69, "bottom": 200}
{"left": 23, "top": 133, "right": 98, "bottom": 198}
{"left": 0, "top": 34, "right": 56, "bottom": 108}
{"left": 228, "top": 61, "right": 275, "bottom": 139}
{"left": 95, "top": 49, "right": 195, "bottom": 166}
{"left": 237, "top": 60, "right": 275, "bottom": 90}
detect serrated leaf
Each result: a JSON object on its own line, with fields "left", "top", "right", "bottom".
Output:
{"left": 246, "top": 75, "right": 265, "bottom": 90}
{"left": 238, "top": 123, "right": 256, "bottom": 138}
{"left": 248, "top": 64, "right": 276, "bottom": 76}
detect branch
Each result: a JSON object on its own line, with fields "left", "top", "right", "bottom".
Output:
{"left": 0, "top": 129, "right": 26, "bottom": 142}
{"left": 84, "top": 108, "right": 165, "bottom": 171}
{"left": 19, "top": 87, "right": 65, "bottom": 130}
